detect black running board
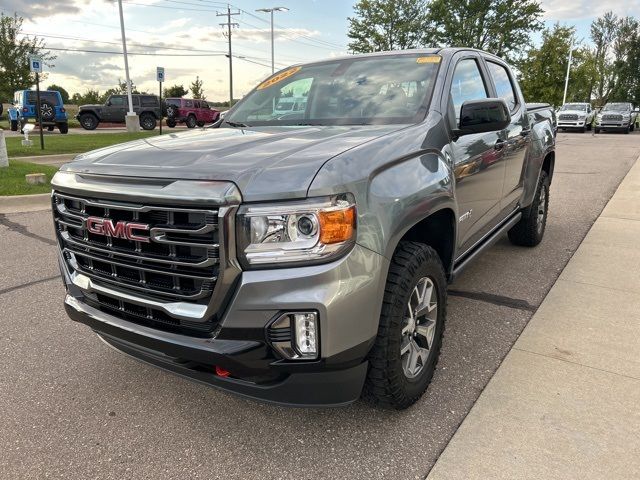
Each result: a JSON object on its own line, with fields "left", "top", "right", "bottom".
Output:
{"left": 450, "top": 212, "right": 522, "bottom": 282}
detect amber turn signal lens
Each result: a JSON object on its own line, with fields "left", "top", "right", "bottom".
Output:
{"left": 319, "top": 206, "right": 355, "bottom": 244}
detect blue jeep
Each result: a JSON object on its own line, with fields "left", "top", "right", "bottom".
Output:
{"left": 8, "top": 90, "right": 69, "bottom": 134}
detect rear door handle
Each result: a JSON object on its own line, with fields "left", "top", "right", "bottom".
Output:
{"left": 494, "top": 139, "right": 506, "bottom": 151}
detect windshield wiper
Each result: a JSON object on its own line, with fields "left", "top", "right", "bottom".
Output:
{"left": 224, "top": 120, "right": 250, "bottom": 128}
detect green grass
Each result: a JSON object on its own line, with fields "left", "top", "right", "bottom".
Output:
{"left": 5, "top": 131, "right": 160, "bottom": 157}
{"left": 0, "top": 160, "right": 60, "bottom": 196}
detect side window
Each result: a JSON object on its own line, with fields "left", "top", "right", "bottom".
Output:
{"left": 201, "top": 101, "right": 209, "bottom": 109}
{"left": 194, "top": 100, "right": 200, "bottom": 109}
{"left": 449, "top": 59, "right": 488, "bottom": 121}
{"left": 132, "top": 96, "right": 140, "bottom": 107}
{"left": 185, "top": 100, "right": 194, "bottom": 108}
{"left": 110, "top": 96, "right": 125, "bottom": 106}
{"left": 486, "top": 61, "right": 517, "bottom": 111}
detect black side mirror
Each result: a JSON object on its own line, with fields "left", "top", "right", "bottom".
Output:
{"left": 107, "top": 101, "right": 112, "bottom": 106}
{"left": 456, "top": 98, "right": 511, "bottom": 136}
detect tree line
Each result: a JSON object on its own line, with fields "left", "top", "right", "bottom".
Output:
{"left": 348, "top": 0, "right": 640, "bottom": 106}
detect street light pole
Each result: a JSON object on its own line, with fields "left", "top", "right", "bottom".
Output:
{"left": 117, "top": 0, "right": 138, "bottom": 132}
{"left": 562, "top": 41, "right": 574, "bottom": 106}
{"left": 256, "top": 7, "right": 289, "bottom": 74}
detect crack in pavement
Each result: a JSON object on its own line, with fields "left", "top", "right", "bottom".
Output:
{"left": 0, "top": 275, "right": 59, "bottom": 296}
{"left": 448, "top": 289, "right": 536, "bottom": 312}
{"left": 0, "top": 213, "right": 57, "bottom": 247}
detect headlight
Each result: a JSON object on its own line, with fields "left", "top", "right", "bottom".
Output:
{"left": 236, "top": 194, "right": 356, "bottom": 267}
{"left": 578, "top": 114, "right": 586, "bottom": 120}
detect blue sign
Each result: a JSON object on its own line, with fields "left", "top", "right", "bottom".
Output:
{"left": 29, "top": 56, "right": 43, "bottom": 73}
{"left": 157, "top": 67, "right": 165, "bottom": 83}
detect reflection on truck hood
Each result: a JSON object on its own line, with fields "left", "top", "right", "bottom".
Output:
{"left": 61, "top": 125, "right": 404, "bottom": 201}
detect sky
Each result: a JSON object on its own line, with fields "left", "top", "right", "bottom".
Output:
{"left": 1, "top": 0, "right": 639, "bottom": 102}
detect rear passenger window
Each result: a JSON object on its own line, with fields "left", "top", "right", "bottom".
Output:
{"left": 201, "top": 101, "right": 209, "bottom": 109}
{"left": 140, "top": 96, "right": 157, "bottom": 107}
{"left": 194, "top": 101, "right": 200, "bottom": 109}
{"left": 185, "top": 100, "right": 194, "bottom": 108}
{"left": 486, "top": 61, "right": 517, "bottom": 111}
{"left": 450, "top": 59, "right": 488, "bottom": 121}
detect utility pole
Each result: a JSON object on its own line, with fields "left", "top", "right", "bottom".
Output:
{"left": 117, "top": 0, "right": 139, "bottom": 132}
{"left": 217, "top": 6, "right": 240, "bottom": 106}
{"left": 256, "top": 7, "right": 289, "bottom": 74}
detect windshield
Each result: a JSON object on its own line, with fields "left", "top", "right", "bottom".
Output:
{"left": 561, "top": 104, "right": 587, "bottom": 111}
{"left": 225, "top": 54, "right": 441, "bottom": 126}
{"left": 603, "top": 103, "right": 630, "bottom": 112}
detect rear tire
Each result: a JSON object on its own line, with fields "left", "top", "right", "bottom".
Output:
{"left": 186, "top": 115, "right": 197, "bottom": 128}
{"left": 47, "top": 125, "right": 54, "bottom": 132}
{"left": 363, "top": 242, "right": 447, "bottom": 410}
{"left": 140, "top": 113, "right": 157, "bottom": 130}
{"left": 10, "top": 120, "right": 18, "bottom": 131}
{"left": 166, "top": 118, "right": 177, "bottom": 128}
{"left": 58, "top": 122, "right": 69, "bottom": 134}
{"left": 594, "top": 127, "right": 600, "bottom": 134}
{"left": 196, "top": 120, "right": 205, "bottom": 127}
{"left": 508, "top": 170, "right": 549, "bottom": 247}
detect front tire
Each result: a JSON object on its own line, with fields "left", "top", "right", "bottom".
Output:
{"left": 186, "top": 115, "right": 197, "bottom": 128}
{"left": 363, "top": 242, "right": 447, "bottom": 410}
{"left": 508, "top": 170, "right": 550, "bottom": 247}
{"left": 166, "top": 118, "right": 177, "bottom": 128}
{"left": 79, "top": 113, "right": 98, "bottom": 130}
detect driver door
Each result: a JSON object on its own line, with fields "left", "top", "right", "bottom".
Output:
{"left": 105, "top": 95, "right": 126, "bottom": 122}
{"left": 446, "top": 55, "right": 506, "bottom": 253}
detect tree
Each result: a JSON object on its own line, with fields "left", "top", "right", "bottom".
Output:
{"left": 164, "top": 84, "right": 188, "bottom": 98}
{"left": 590, "top": 11, "right": 618, "bottom": 105}
{"left": 190, "top": 76, "right": 205, "bottom": 99}
{"left": 70, "top": 89, "right": 102, "bottom": 105}
{"left": 425, "top": 0, "right": 544, "bottom": 61}
{"left": 0, "top": 13, "right": 55, "bottom": 101}
{"left": 47, "top": 84, "right": 69, "bottom": 103}
{"left": 347, "top": 0, "right": 428, "bottom": 53}
{"left": 517, "top": 24, "right": 596, "bottom": 107}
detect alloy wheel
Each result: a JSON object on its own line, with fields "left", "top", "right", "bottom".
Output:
{"left": 401, "top": 277, "right": 438, "bottom": 379}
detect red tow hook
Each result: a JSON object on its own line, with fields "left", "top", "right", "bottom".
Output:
{"left": 215, "top": 366, "right": 231, "bottom": 378}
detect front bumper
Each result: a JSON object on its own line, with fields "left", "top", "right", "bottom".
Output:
{"left": 558, "top": 120, "right": 587, "bottom": 128}
{"left": 60, "top": 244, "right": 388, "bottom": 406}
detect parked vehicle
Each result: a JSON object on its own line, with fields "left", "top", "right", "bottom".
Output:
{"left": 8, "top": 90, "right": 68, "bottom": 134}
{"left": 273, "top": 97, "right": 307, "bottom": 117}
{"left": 557, "top": 102, "right": 594, "bottom": 132}
{"left": 165, "top": 98, "right": 220, "bottom": 128}
{"left": 595, "top": 102, "right": 639, "bottom": 134}
{"left": 52, "top": 48, "right": 555, "bottom": 409}
{"left": 76, "top": 94, "right": 162, "bottom": 130}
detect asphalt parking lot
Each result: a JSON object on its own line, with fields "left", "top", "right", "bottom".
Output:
{"left": 1, "top": 131, "right": 639, "bottom": 480}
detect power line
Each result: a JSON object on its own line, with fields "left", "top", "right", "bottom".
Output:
{"left": 217, "top": 6, "right": 241, "bottom": 104}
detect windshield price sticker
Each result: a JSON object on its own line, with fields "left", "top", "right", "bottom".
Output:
{"left": 257, "top": 66, "right": 302, "bottom": 90}
{"left": 416, "top": 56, "right": 441, "bottom": 64}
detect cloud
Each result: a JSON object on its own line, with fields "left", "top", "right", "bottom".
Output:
{"left": 0, "top": 0, "right": 106, "bottom": 19}
{"left": 541, "top": 0, "right": 640, "bottom": 20}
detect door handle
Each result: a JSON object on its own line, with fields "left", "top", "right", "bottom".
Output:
{"left": 494, "top": 139, "right": 506, "bottom": 151}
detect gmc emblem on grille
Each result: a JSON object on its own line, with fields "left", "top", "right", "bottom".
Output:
{"left": 86, "top": 217, "right": 150, "bottom": 243}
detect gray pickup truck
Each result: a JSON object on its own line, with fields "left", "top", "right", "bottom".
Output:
{"left": 52, "top": 48, "right": 555, "bottom": 409}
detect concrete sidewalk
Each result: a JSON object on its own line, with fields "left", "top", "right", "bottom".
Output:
{"left": 428, "top": 157, "right": 640, "bottom": 480}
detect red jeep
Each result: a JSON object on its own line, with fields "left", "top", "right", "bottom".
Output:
{"left": 165, "top": 98, "right": 220, "bottom": 128}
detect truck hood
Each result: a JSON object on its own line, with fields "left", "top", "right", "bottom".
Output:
{"left": 61, "top": 125, "right": 404, "bottom": 201}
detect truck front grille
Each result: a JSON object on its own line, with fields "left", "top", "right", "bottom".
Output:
{"left": 602, "top": 114, "right": 623, "bottom": 121}
{"left": 559, "top": 113, "right": 578, "bottom": 121}
{"left": 53, "top": 191, "right": 222, "bottom": 334}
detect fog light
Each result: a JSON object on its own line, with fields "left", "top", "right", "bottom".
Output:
{"left": 267, "top": 311, "right": 319, "bottom": 360}
{"left": 294, "top": 312, "right": 318, "bottom": 357}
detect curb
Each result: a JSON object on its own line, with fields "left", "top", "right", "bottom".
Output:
{"left": 0, "top": 193, "right": 51, "bottom": 214}
{"left": 10, "top": 153, "right": 78, "bottom": 166}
